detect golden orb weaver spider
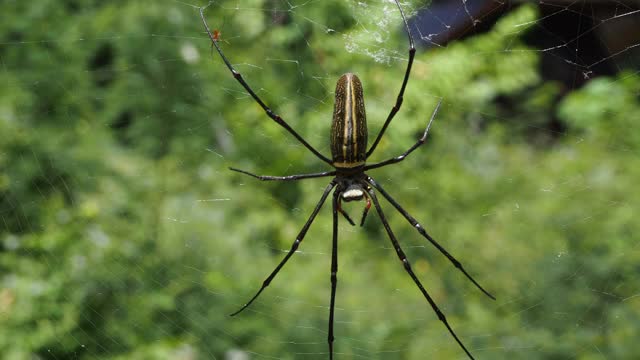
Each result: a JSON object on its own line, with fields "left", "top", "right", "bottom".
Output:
{"left": 200, "top": 1, "right": 495, "bottom": 359}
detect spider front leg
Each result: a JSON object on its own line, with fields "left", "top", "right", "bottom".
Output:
{"left": 229, "top": 181, "right": 336, "bottom": 316}
{"left": 367, "top": 176, "right": 495, "bottom": 300}
{"left": 328, "top": 190, "right": 340, "bottom": 359}
{"left": 366, "top": 186, "right": 477, "bottom": 360}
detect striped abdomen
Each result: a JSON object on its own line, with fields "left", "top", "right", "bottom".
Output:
{"left": 330, "top": 73, "right": 368, "bottom": 168}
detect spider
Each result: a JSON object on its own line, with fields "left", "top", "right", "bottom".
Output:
{"left": 200, "top": 2, "right": 494, "bottom": 359}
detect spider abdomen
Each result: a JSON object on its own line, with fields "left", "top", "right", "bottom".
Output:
{"left": 331, "top": 73, "right": 368, "bottom": 168}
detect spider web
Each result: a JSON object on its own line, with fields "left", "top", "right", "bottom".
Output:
{"left": 1, "top": 0, "right": 639, "bottom": 359}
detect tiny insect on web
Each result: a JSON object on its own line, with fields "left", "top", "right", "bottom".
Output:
{"left": 200, "top": 1, "right": 495, "bottom": 359}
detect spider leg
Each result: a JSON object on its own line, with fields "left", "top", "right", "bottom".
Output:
{"left": 230, "top": 167, "right": 336, "bottom": 181}
{"left": 328, "top": 191, "right": 340, "bottom": 360}
{"left": 230, "top": 181, "right": 336, "bottom": 316}
{"left": 365, "top": 99, "right": 441, "bottom": 171}
{"left": 366, "top": 186, "right": 476, "bottom": 360}
{"left": 366, "top": 176, "right": 495, "bottom": 300}
{"left": 366, "top": 0, "right": 416, "bottom": 158}
{"left": 199, "top": 6, "right": 332, "bottom": 165}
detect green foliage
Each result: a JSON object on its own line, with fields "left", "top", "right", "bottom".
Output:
{"left": 1, "top": 1, "right": 638, "bottom": 359}
{"left": 559, "top": 73, "right": 640, "bottom": 148}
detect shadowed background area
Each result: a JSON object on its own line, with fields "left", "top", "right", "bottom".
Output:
{"left": 1, "top": 0, "right": 639, "bottom": 359}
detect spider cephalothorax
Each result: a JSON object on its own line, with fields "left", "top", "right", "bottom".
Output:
{"left": 200, "top": 1, "right": 495, "bottom": 359}
{"left": 334, "top": 176, "right": 370, "bottom": 227}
